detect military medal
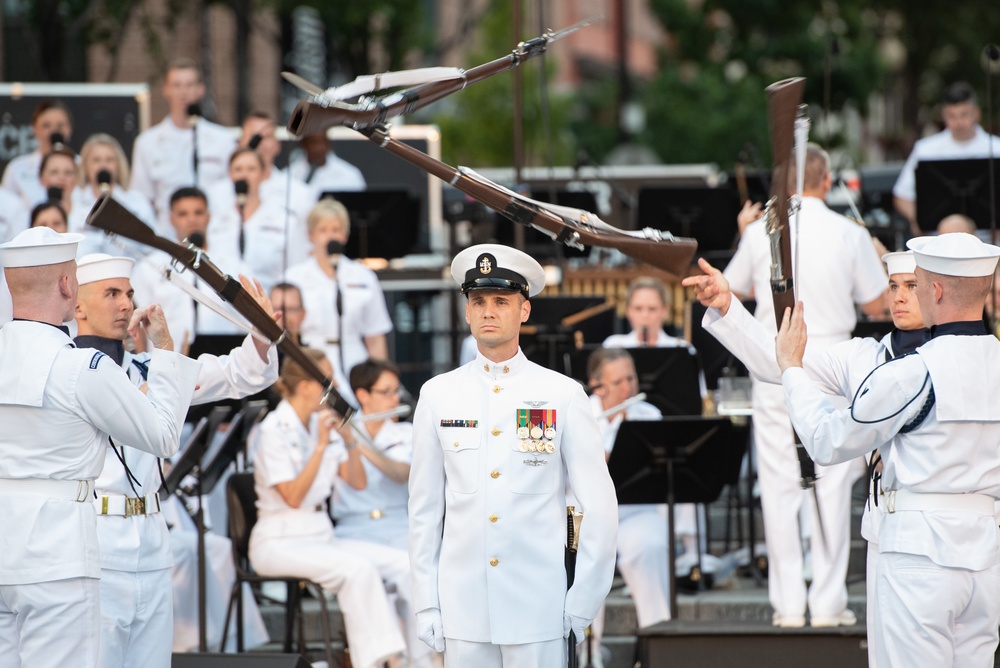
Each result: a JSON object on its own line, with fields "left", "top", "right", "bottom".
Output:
{"left": 543, "top": 409, "right": 556, "bottom": 441}
{"left": 516, "top": 410, "right": 530, "bottom": 450}
{"left": 518, "top": 441, "right": 528, "bottom": 452}
{"left": 529, "top": 408, "right": 543, "bottom": 439}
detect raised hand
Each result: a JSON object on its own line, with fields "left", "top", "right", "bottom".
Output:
{"left": 129, "top": 304, "right": 174, "bottom": 351}
{"left": 775, "top": 301, "right": 808, "bottom": 373}
{"left": 681, "top": 257, "right": 734, "bottom": 314}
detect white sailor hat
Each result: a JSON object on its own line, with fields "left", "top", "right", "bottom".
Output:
{"left": 77, "top": 253, "right": 135, "bottom": 285}
{"left": 450, "top": 243, "right": 546, "bottom": 298}
{"left": 906, "top": 233, "right": 1000, "bottom": 277}
{"left": 881, "top": 251, "right": 916, "bottom": 276}
{"left": 0, "top": 227, "right": 84, "bottom": 268}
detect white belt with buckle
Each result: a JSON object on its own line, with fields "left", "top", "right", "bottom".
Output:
{"left": 883, "top": 489, "right": 995, "bottom": 515}
{"left": 0, "top": 478, "right": 93, "bottom": 502}
{"left": 94, "top": 493, "right": 162, "bottom": 517}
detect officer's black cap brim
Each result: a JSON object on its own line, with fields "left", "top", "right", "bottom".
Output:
{"left": 461, "top": 278, "right": 529, "bottom": 299}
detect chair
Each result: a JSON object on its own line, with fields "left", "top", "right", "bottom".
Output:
{"left": 221, "top": 472, "right": 337, "bottom": 666}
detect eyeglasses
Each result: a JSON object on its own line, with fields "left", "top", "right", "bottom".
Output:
{"left": 369, "top": 386, "right": 401, "bottom": 397}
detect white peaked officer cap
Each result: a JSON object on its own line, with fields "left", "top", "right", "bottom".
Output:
{"left": 881, "top": 251, "right": 916, "bottom": 276}
{"left": 77, "top": 253, "right": 136, "bottom": 286}
{"left": 450, "top": 243, "right": 546, "bottom": 298}
{"left": 0, "top": 227, "right": 84, "bottom": 268}
{"left": 906, "top": 233, "right": 1000, "bottom": 277}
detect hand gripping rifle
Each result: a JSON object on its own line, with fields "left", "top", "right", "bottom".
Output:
{"left": 85, "top": 195, "right": 354, "bottom": 420}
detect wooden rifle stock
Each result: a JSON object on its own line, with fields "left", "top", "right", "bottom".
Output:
{"left": 764, "top": 78, "right": 805, "bottom": 330}
{"left": 359, "top": 126, "right": 698, "bottom": 279}
{"left": 86, "top": 195, "right": 354, "bottom": 419}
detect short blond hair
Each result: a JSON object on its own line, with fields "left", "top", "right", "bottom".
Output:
{"left": 307, "top": 198, "right": 351, "bottom": 236}
{"left": 78, "top": 133, "right": 131, "bottom": 189}
{"left": 626, "top": 276, "right": 670, "bottom": 308}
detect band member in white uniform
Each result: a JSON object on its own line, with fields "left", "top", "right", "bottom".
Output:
{"left": 288, "top": 132, "right": 367, "bottom": 194}
{"left": 249, "top": 348, "right": 407, "bottom": 668}
{"left": 685, "top": 251, "right": 928, "bottom": 665}
{"left": 893, "top": 82, "right": 1000, "bottom": 235}
{"left": 131, "top": 186, "right": 248, "bottom": 353}
{"left": 0, "top": 227, "right": 199, "bottom": 668}
{"left": 776, "top": 233, "right": 1000, "bottom": 667}
{"left": 70, "top": 134, "right": 156, "bottom": 260}
{"left": 72, "top": 253, "right": 278, "bottom": 667}
{"left": 239, "top": 112, "right": 317, "bottom": 228}
{"left": 131, "top": 58, "right": 236, "bottom": 237}
{"left": 0, "top": 186, "right": 29, "bottom": 244}
{"left": 285, "top": 199, "right": 392, "bottom": 404}
{"left": 37, "top": 147, "right": 78, "bottom": 214}
{"left": 1, "top": 100, "right": 73, "bottom": 207}
{"left": 206, "top": 148, "right": 309, "bottom": 292}
{"left": 583, "top": 347, "right": 664, "bottom": 667}
{"left": 723, "top": 143, "right": 887, "bottom": 628}
{"left": 408, "top": 244, "right": 618, "bottom": 667}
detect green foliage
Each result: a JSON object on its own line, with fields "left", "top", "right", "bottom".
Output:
{"left": 428, "top": 0, "right": 576, "bottom": 167}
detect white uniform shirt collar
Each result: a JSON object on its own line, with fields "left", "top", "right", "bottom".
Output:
{"left": 475, "top": 347, "right": 527, "bottom": 379}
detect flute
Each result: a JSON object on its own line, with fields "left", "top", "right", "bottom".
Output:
{"left": 597, "top": 393, "right": 647, "bottom": 420}
{"left": 353, "top": 405, "right": 412, "bottom": 423}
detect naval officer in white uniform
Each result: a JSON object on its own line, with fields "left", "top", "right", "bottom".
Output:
{"left": 0, "top": 227, "right": 200, "bottom": 668}
{"left": 72, "top": 253, "right": 278, "bottom": 668}
{"left": 776, "top": 233, "right": 1000, "bottom": 667}
{"left": 685, "top": 251, "right": 929, "bottom": 665}
{"left": 408, "top": 244, "right": 618, "bottom": 667}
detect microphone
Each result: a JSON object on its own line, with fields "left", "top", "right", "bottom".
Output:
{"left": 46, "top": 186, "right": 63, "bottom": 202}
{"left": 248, "top": 134, "right": 263, "bottom": 150}
{"left": 49, "top": 132, "right": 66, "bottom": 150}
{"left": 640, "top": 327, "right": 650, "bottom": 347}
{"left": 234, "top": 179, "right": 249, "bottom": 210}
{"left": 97, "top": 169, "right": 112, "bottom": 194}
{"left": 187, "top": 232, "right": 206, "bottom": 249}
{"left": 326, "top": 239, "right": 345, "bottom": 267}
{"left": 186, "top": 103, "right": 202, "bottom": 125}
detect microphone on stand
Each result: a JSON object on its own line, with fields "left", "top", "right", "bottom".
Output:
{"left": 97, "top": 169, "right": 113, "bottom": 195}
{"left": 46, "top": 186, "right": 63, "bottom": 203}
{"left": 326, "top": 240, "right": 345, "bottom": 268}
{"left": 248, "top": 134, "right": 263, "bottom": 151}
{"left": 327, "top": 239, "right": 346, "bottom": 378}
{"left": 640, "top": 326, "right": 650, "bottom": 347}
{"left": 186, "top": 232, "right": 206, "bottom": 249}
{"left": 49, "top": 132, "right": 66, "bottom": 151}
{"left": 187, "top": 103, "right": 202, "bottom": 183}
{"left": 234, "top": 179, "right": 249, "bottom": 255}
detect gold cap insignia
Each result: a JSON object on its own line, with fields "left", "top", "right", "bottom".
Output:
{"left": 478, "top": 255, "right": 492, "bottom": 274}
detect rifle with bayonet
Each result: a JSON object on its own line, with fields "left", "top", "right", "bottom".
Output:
{"left": 85, "top": 195, "right": 354, "bottom": 419}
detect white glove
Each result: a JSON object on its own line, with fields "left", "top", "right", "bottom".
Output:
{"left": 563, "top": 612, "right": 589, "bottom": 643}
{"left": 417, "top": 608, "right": 445, "bottom": 652}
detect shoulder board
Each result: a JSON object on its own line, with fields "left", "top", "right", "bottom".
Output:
{"left": 89, "top": 351, "right": 107, "bottom": 370}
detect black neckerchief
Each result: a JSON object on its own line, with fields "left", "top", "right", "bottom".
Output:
{"left": 928, "top": 320, "right": 990, "bottom": 339}
{"left": 73, "top": 335, "right": 125, "bottom": 367}
{"left": 13, "top": 317, "right": 70, "bottom": 337}
{"left": 889, "top": 327, "right": 931, "bottom": 357}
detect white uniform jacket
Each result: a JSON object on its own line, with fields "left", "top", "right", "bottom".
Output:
{"left": 783, "top": 329, "right": 1000, "bottom": 571}
{"left": 0, "top": 321, "right": 199, "bottom": 584}
{"left": 1, "top": 150, "right": 44, "bottom": 207}
{"left": 286, "top": 256, "right": 393, "bottom": 392}
{"left": 725, "top": 197, "right": 887, "bottom": 342}
{"left": 261, "top": 167, "right": 318, "bottom": 233}
{"left": 89, "top": 335, "right": 278, "bottom": 573}
{"left": 70, "top": 186, "right": 157, "bottom": 260}
{"left": 0, "top": 187, "right": 29, "bottom": 244}
{"left": 206, "top": 184, "right": 310, "bottom": 292}
{"left": 331, "top": 416, "right": 411, "bottom": 546}
{"left": 408, "top": 349, "right": 618, "bottom": 645}
{"left": 131, "top": 117, "right": 237, "bottom": 236}
{"left": 288, "top": 150, "right": 367, "bottom": 194}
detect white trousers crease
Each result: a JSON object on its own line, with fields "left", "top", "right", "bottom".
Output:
{"left": 0, "top": 577, "right": 100, "bottom": 668}
{"left": 98, "top": 567, "right": 173, "bottom": 668}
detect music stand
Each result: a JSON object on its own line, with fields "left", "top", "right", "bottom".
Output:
{"left": 637, "top": 186, "right": 741, "bottom": 266}
{"left": 626, "top": 347, "right": 703, "bottom": 416}
{"left": 608, "top": 417, "right": 747, "bottom": 618}
{"left": 687, "top": 301, "right": 749, "bottom": 391}
{"left": 185, "top": 335, "right": 249, "bottom": 424}
{"left": 320, "top": 190, "right": 421, "bottom": 259}
{"left": 160, "top": 405, "right": 229, "bottom": 652}
{"left": 915, "top": 158, "right": 1000, "bottom": 231}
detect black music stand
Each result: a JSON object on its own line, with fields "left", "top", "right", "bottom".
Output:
{"left": 184, "top": 335, "right": 250, "bottom": 424}
{"left": 320, "top": 190, "right": 421, "bottom": 259}
{"left": 688, "top": 301, "right": 749, "bottom": 391}
{"left": 626, "top": 347, "right": 703, "bottom": 416}
{"left": 608, "top": 417, "right": 747, "bottom": 619}
{"left": 915, "top": 158, "right": 1000, "bottom": 231}
{"left": 637, "top": 186, "right": 741, "bottom": 267}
